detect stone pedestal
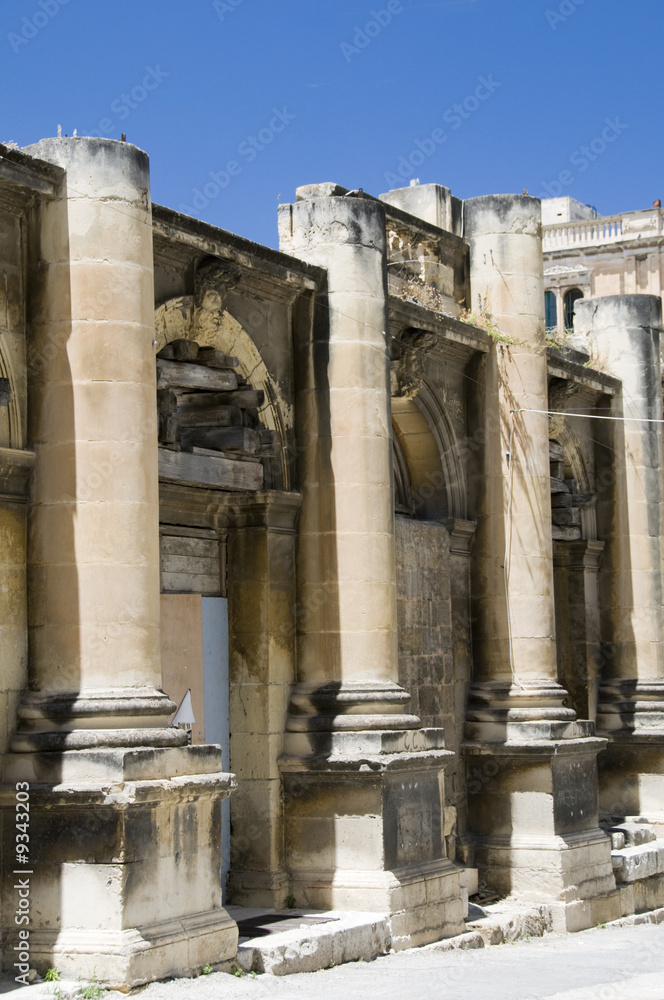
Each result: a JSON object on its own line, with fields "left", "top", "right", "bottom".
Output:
{"left": 278, "top": 188, "right": 464, "bottom": 945}
{"left": 574, "top": 296, "right": 664, "bottom": 824}
{"left": 1, "top": 747, "right": 237, "bottom": 987}
{"left": 465, "top": 725, "right": 618, "bottom": 930}
{"left": 280, "top": 730, "right": 464, "bottom": 949}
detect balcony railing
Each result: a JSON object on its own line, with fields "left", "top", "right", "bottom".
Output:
{"left": 543, "top": 209, "right": 664, "bottom": 252}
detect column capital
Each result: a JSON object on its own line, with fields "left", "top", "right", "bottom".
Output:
{"left": 553, "top": 537, "right": 605, "bottom": 571}
{"left": 442, "top": 517, "right": 477, "bottom": 556}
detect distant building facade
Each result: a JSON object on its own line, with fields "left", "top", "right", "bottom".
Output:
{"left": 542, "top": 195, "right": 664, "bottom": 338}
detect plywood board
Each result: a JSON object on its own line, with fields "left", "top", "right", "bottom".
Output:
{"left": 160, "top": 593, "right": 205, "bottom": 744}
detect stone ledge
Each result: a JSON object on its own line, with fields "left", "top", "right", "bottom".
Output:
{"left": 232, "top": 910, "right": 391, "bottom": 976}
{"left": 611, "top": 840, "right": 664, "bottom": 882}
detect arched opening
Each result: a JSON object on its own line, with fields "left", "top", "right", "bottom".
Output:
{"left": 564, "top": 288, "right": 584, "bottom": 332}
{"left": 392, "top": 396, "right": 447, "bottom": 520}
{"left": 391, "top": 377, "right": 466, "bottom": 522}
{"left": 545, "top": 290, "right": 558, "bottom": 332}
{"left": 154, "top": 289, "right": 289, "bottom": 490}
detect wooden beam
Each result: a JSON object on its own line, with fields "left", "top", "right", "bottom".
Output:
{"left": 195, "top": 346, "right": 239, "bottom": 369}
{"left": 157, "top": 339, "right": 200, "bottom": 362}
{"left": 176, "top": 405, "right": 243, "bottom": 429}
{"left": 181, "top": 426, "right": 261, "bottom": 453}
{"left": 159, "top": 447, "right": 263, "bottom": 490}
{"left": 157, "top": 359, "right": 238, "bottom": 392}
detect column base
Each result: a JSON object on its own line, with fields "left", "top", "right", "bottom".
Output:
{"left": 286, "top": 681, "right": 420, "bottom": 732}
{"left": 465, "top": 681, "right": 576, "bottom": 742}
{"left": 598, "top": 731, "right": 664, "bottom": 828}
{"left": 464, "top": 725, "right": 616, "bottom": 906}
{"left": 1, "top": 746, "right": 237, "bottom": 987}
{"left": 10, "top": 688, "right": 184, "bottom": 752}
{"left": 279, "top": 729, "right": 465, "bottom": 949}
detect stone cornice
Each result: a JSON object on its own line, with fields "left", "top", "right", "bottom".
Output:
{"left": 159, "top": 482, "right": 301, "bottom": 531}
{"left": 0, "top": 144, "right": 63, "bottom": 215}
{"left": 389, "top": 297, "right": 492, "bottom": 361}
{"left": 546, "top": 349, "right": 620, "bottom": 396}
{"left": 152, "top": 204, "right": 325, "bottom": 299}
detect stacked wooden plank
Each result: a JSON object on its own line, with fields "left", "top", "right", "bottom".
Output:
{"left": 156, "top": 339, "right": 277, "bottom": 491}
{"left": 549, "top": 440, "right": 594, "bottom": 541}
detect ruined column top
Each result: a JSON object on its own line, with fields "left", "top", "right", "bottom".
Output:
{"left": 23, "top": 136, "right": 149, "bottom": 195}
{"left": 575, "top": 294, "right": 663, "bottom": 334}
{"left": 464, "top": 193, "right": 541, "bottom": 237}
{"left": 279, "top": 189, "right": 386, "bottom": 253}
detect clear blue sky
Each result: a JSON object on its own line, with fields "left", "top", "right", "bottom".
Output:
{"left": 1, "top": 0, "right": 659, "bottom": 249}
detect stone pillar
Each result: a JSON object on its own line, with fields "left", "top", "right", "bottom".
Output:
{"left": 279, "top": 188, "right": 414, "bottom": 731}
{"left": 462, "top": 197, "right": 616, "bottom": 929}
{"left": 18, "top": 136, "right": 173, "bottom": 746}
{"left": 277, "top": 188, "right": 464, "bottom": 948}
{"left": 553, "top": 539, "right": 605, "bottom": 723}
{"left": 575, "top": 295, "right": 664, "bottom": 824}
{"left": 443, "top": 518, "right": 477, "bottom": 864}
{"left": 224, "top": 493, "right": 300, "bottom": 909}
{"left": 464, "top": 195, "right": 572, "bottom": 730}
{"left": 0, "top": 138, "right": 236, "bottom": 986}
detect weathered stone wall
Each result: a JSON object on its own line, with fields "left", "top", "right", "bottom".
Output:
{"left": 395, "top": 516, "right": 453, "bottom": 729}
{"left": 395, "top": 516, "right": 460, "bottom": 856}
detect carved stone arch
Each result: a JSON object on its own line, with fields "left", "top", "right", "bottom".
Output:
{"left": 393, "top": 429, "right": 413, "bottom": 514}
{"left": 550, "top": 420, "right": 597, "bottom": 540}
{"left": 391, "top": 377, "right": 466, "bottom": 521}
{"left": 0, "top": 332, "right": 21, "bottom": 448}
{"left": 415, "top": 381, "right": 467, "bottom": 520}
{"left": 154, "top": 290, "right": 291, "bottom": 490}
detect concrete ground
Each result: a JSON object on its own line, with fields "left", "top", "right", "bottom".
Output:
{"left": 3, "top": 921, "right": 663, "bottom": 1000}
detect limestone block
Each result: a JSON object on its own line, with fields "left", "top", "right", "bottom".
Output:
{"left": 236, "top": 912, "right": 391, "bottom": 976}
{"left": 611, "top": 842, "right": 663, "bottom": 882}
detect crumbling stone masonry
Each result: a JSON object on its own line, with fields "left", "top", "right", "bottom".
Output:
{"left": 1, "top": 139, "right": 664, "bottom": 986}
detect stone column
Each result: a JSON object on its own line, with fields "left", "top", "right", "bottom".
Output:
{"left": 0, "top": 138, "right": 236, "bottom": 986}
{"left": 223, "top": 493, "right": 300, "bottom": 910}
{"left": 278, "top": 187, "right": 415, "bottom": 731}
{"left": 553, "top": 539, "right": 605, "bottom": 723}
{"left": 575, "top": 295, "right": 664, "bottom": 824}
{"left": 462, "top": 197, "right": 616, "bottom": 929}
{"left": 277, "top": 187, "right": 464, "bottom": 948}
{"left": 17, "top": 136, "right": 174, "bottom": 747}
{"left": 464, "top": 195, "right": 572, "bottom": 731}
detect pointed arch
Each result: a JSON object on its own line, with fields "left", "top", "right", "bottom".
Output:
{"left": 553, "top": 421, "right": 597, "bottom": 539}
{"left": 391, "top": 377, "right": 466, "bottom": 521}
